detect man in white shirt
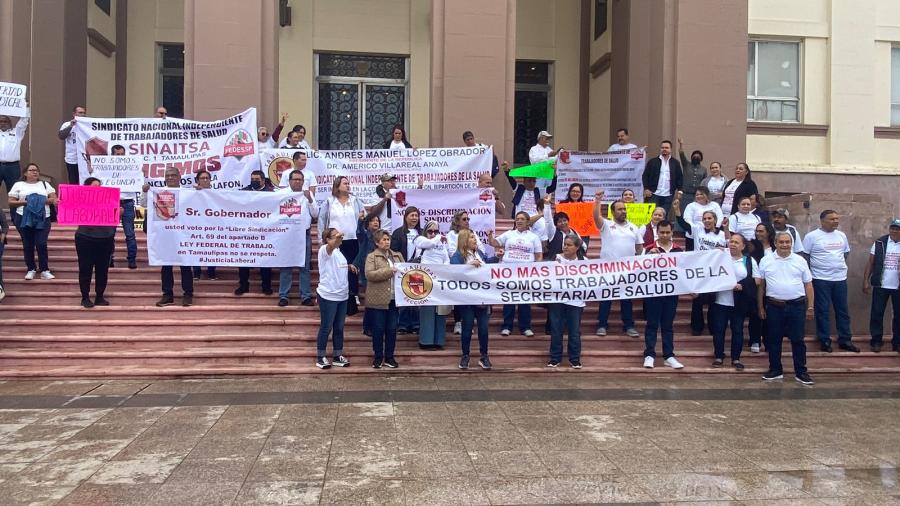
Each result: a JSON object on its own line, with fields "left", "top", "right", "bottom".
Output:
{"left": 756, "top": 230, "right": 815, "bottom": 385}
{"left": 592, "top": 191, "right": 644, "bottom": 338}
{"left": 366, "top": 173, "right": 399, "bottom": 233}
{"left": 802, "top": 210, "right": 858, "bottom": 353}
{"left": 607, "top": 128, "right": 638, "bottom": 152}
{"left": 278, "top": 126, "right": 311, "bottom": 149}
{"left": 277, "top": 170, "right": 319, "bottom": 307}
{"left": 107, "top": 145, "right": 139, "bottom": 269}
{"left": 528, "top": 130, "right": 561, "bottom": 192}
{"left": 641, "top": 140, "right": 683, "bottom": 216}
{"left": 771, "top": 208, "right": 804, "bottom": 254}
{"left": 57, "top": 105, "right": 87, "bottom": 184}
{"left": 862, "top": 219, "right": 900, "bottom": 353}
{"left": 278, "top": 151, "right": 318, "bottom": 191}
{"left": 0, "top": 107, "right": 30, "bottom": 194}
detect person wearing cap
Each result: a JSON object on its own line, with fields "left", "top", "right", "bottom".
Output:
{"left": 802, "top": 210, "right": 859, "bottom": 353}
{"left": 862, "top": 219, "right": 900, "bottom": 354}
{"left": 755, "top": 230, "right": 815, "bottom": 385}
{"left": 366, "top": 173, "right": 399, "bottom": 234}
{"left": 641, "top": 140, "right": 683, "bottom": 216}
{"left": 771, "top": 208, "right": 804, "bottom": 254}
{"left": 608, "top": 128, "right": 638, "bottom": 152}
{"left": 528, "top": 130, "right": 562, "bottom": 192}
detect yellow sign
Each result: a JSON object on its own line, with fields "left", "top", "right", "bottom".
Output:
{"left": 607, "top": 203, "right": 657, "bottom": 226}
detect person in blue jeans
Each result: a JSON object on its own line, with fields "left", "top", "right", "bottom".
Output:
{"left": 107, "top": 145, "right": 138, "bottom": 269}
{"left": 451, "top": 229, "right": 501, "bottom": 370}
{"left": 364, "top": 230, "right": 403, "bottom": 368}
{"left": 315, "top": 228, "right": 357, "bottom": 369}
{"left": 547, "top": 235, "right": 585, "bottom": 368}
{"left": 710, "top": 234, "right": 758, "bottom": 370}
{"left": 641, "top": 221, "right": 684, "bottom": 369}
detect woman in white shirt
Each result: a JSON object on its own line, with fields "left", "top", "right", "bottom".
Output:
{"left": 710, "top": 234, "right": 759, "bottom": 370}
{"left": 415, "top": 220, "right": 451, "bottom": 350}
{"left": 546, "top": 235, "right": 585, "bottom": 369}
{"left": 8, "top": 163, "right": 57, "bottom": 280}
{"left": 320, "top": 176, "right": 366, "bottom": 315}
{"left": 729, "top": 197, "right": 761, "bottom": 241}
{"left": 700, "top": 161, "right": 726, "bottom": 203}
{"left": 446, "top": 209, "right": 483, "bottom": 335}
{"left": 681, "top": 187, "right": 724, "bottom": 250}
{"left": 383, "top": 124, "right": 412, "bottom": 150}
{"left": 315, "top": 228, "right": 358, "bottom": 369}
{"left": 489, "top": 211, "right": 543, "bottom": 337}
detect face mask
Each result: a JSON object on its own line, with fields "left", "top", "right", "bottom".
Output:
{"left": 691, "top": 157, "right": 701, "bottom": 165}
{"left": 251, "top": 180, "right": 263, "bottom": 190}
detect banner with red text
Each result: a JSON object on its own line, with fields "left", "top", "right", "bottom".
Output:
{"left": 74, "top": 108, "right": 258, "bottom": 189}
{"left": 554, "top": 149, "right": 647, "bottom": 204}
{"left": 57, "top": 184, "right": 121, "bottom": 226}
{"left": 393, "top": 250, "right": 736, "bottom": 306}
{"left": 146, "top": 188, "right": 307, "bottom": 267}
{"left": 258, "top": 146, "right": 492, "bottom": 207}
{"left": 390, "top": 188, "right": 497, "bottom": 256}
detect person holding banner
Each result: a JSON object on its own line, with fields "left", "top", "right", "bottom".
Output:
{"left": 391, "top": 207, "right": 424, "bottom": 332}
{"left": 415, "top": 221, "right": 452, "bottom": 350}
{"left": 57, "top": 105, "right": 87, "bottom": 184}
{"left": 315, "top": 228, "right": 356, "bottom": 369}
{"left": 235, "top": 171, "right": 275, "bottom": 296}
{"left": 8, "top": 163, "right": 56, "bottom": 280}
{"left": 104, "top": 144, "right": 139, "bottom": 270}
{"left": 367, "top": 173, "right": 400, "bottom": 233}
{"left": 446, "top": 209, "right": 486, "bottom": 336}
{"left": 451, "top": 229, "right": 502, "bottom": 370}
{"left": 642, "top": 220, "right": 684, "bottom": 369}
{"left": 0, "top": 107, "right": 29, "bottom": 194}
{"left": 490, "top": 211, "right": 544, "bottom": 337}
{"left": 756, "top": 231, "right": 815, "bottom": 385}
{"left": 547, "top": 235, "right": 586, "bottom": 369}
{"left": 191, "top": 170, "right": 217, "bottom": 280}
{"left": 153, "top": 167, "right": 193, "bottom": 307}
{"left": 74, "top": 178, "right": 117, "bottom": 308}
{"left": 592, "top": 192, "right": 643, "bottom": 338}
{"left": 504, "top": 169, "right": 543, "bottom": 218}
{"left": 710, "top": 234, "right": 759, "bottom": 370}
{"left": 277, "top": 170, "right": 319, "bottom": 307}
{"left": 364, "top": 230, "right": 403, "bottom": 368}
{"left": 320, "top": 176, "right": 366, "bottom": 315}
{"left": 278, "top": 151, "right": 318, "bottom": 191}
{"left": 607, "top": 128, "right": 639, "bottom": 152}
{"left": 641, "top": 207, "right": 668, "bottom": 250}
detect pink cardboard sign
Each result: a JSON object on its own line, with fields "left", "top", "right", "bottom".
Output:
{"left": 57, "top": 184, "right": 121, "bottom": 226}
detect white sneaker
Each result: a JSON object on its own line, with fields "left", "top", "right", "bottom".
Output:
{"left": 40, "top": 271, "right": 56, "bottom": 280}
{"left": 0, "top": 285, "right": 5, "bottom": 302}
{"left": 596, "top": 327, "right": 607, "bottom": 336}
{"left": 24, "top": 270, "right": 36, "bottom": 280}
{"left": 523, "top": 329, "right": 534, "bottom": 337}
{"left": 664, "top": 357, "right": 685, "bottom": 369}
{"left": 750, "top": 344, "right": 760, "bottom": 353}
{"left": 500, "top": 329, "right": 511, "bottom": 336}
{"left": 454, "top": 322, "right": 462, "bottom": 335}
{"left": 643, "top": 356, "right": 655, "bottom": 369}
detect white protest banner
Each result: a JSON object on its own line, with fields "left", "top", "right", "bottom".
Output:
{"left": 393, "top": 250, "right": 736, "bottom": 307}
{"left": 0, "top": 82, "right": 27, "bottom": 117}
{"left": 555, "top": 148, "right": 647, "bottom": 204}
{"left": 258, "top": 146, "right": 493, "bottom": 207}
{"left": 86, "top": 156, "right": 144, "bottom": 192}
{"left": 146, "top": 188, "right": 307, "bottom": 268}
{"left": 389, "top": 188, "right": 496, "bottom": 255}
{"left": 74, "top": 108, "right": 258, "bottom": 188}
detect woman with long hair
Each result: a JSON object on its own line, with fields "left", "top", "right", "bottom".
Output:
{"left": 748, "top": 222, "right": 776, "bottom": 353}
{"left": 192, "top": 170, "right": 217, "bottom": 280}
{"left": 710, "top": 234, "right": 759, "bottom": 370}
{"left": 700, "top": 161, "right": 726, "bottom": 202}
{"left": 415, "top": 220, "right": 451, "bottom": 349}
{"left": 720, "top": 162, "right": 758, "bottom": 215}
{"left": 383, "top": 124, "right": 412, "bottom": 149}
{"left": 320, "top": 176, "right": 366, "bottom": 315}
{"left": 680, "top": 186, "right": 723, "bottom": 251}
{"left": 364, "top": 229, "right": 403, "bottom": 369}
{"left": 73, "top": 177, "right": 117, "bottom": 307}
{"left": 489, "top": 210, "right": 543, "bottom": 337}
{"left": 8, "top": 162, "right": 57, "bottom": 280}
{"left": 391, "top": 206, "right": 423, "bottom": 333}
{"left": 546, "top": 235, "right": 585, "bottom": 368}
{"left": 729, "top": 196, "right": 762, "bottom": 241}
{"left": 559, "top": 183, "right": 584, "bottom": 204}
{"left": 315, "top": 227, "right": 358, "bottom": 369}
{"left": 450, "top": 229, "right": 501, "bottom": 369}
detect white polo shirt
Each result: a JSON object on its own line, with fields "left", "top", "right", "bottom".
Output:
{"left": 599, "top": 220, "right": 643, "bottom": 260}
{"left": 871, "top": 237, "right": 900, "bottom": 290}
{"left": 729, "top": 211, "right": 761, "bottom": 241}
{"left": 278, "top": 167, "right": 318, "bottom": 191}
{"left": 683, "top": 201, "right": 724, "bottom": 238}
{"left": 756, "top": 252, "right": 812, "bottom": 300}
{"left": 716, "top": 255, "right": 759, "bottom": 306}
{"left": 497, "top": 229, "right": 542, "bottom": 263}
{"left": 802, "top": 228, "right": 850, "bottom": 281}
{"left": 773, "top": 224, "right": 805, "bottom": 254}
{"left": 59, "top": 120, "right": 78, "bottom": 164}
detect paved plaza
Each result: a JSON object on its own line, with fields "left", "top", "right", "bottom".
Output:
{"left": 0, "top": 373, "right": 898, "bottom": 505}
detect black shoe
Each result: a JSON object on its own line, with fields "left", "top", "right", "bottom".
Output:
{"left": 795, "top": 373, "right": 815, "bottom": 386}
{"left": 479, "top": 356, "right": 492, "bottom": 370}
{"left": 81, "top": 298, "right": 95, "bottom": 308}
{"left": 839, "top": 343, "right": 860, "bottom": 353}
{"left": 871, "top": 343, "right": 883, "bottom": 353}
{"left": 383, "top": 358, "right": 398, "bottom": 369}
{"left": 363, "top": 330, "right": 372, "bottom": 337}
{"left": 278, "top": 298, "right": 289, "bottom": 307}
{"left": 691, "top": 330, "right": 703, "bottom": 336}
{"left": 372, "top": 358, "right": 383, "bottom": 369}
{"left": 434, "top": 345, "right": 444, "bottom": 351}
{"left": 458, "top": 355, "right": 470, "bottom": 369}
{"left": 398, "top": 329, "right": 410, "bottom": 335}
{"left": 182, "top": 295, "right": 193, "bottom": 307}
{"left": 546, "top": 360, "right": 560, "bottom": 368}
{"left": 332, "top": 355, "right": 350, "bottom": 367}
{"left": 316, "top": 357, "right": 331, "bottom": 369}
{"left": 346, "top": 298, "right": 359, "bottom": 316}
{"left": 820, "top": 343, "right": 833, "bottom": 353}
{"left": 418, "top": 344, "right": 431, "bottom": 350}
{"left": 262, "top": 288, "right": 273, "bottom": 296}
{"left": 301, "top": 298, "right": 314, "bottom": 306}
{"left": 570, "top": 360, "right": 582, "bottom": 369}
{"left": 193, "top": 274, "right": 201, "bottom": 280}
{"left": 94, "top": 297, "right": 110, "bottom": 306}
{"left": 762, "top": 370, "right": 784, "bottom": 381}
{"left": 732, "top": 361, "right": 745, "bottom": 371}
{"left": 712, "top": 358, "right": 724, "bottom": 368}
{"left": 128, "top": 261, "right": 137, "bottom": 270}
{"left": 108, "top": 259, "right": 115, "bottom": 268}
{"left": 234, "top": 287, "right": 248, "bottom": 296}
{"left": 156, "top": 296, "right": 174, "bottom": 307}
{"left": 893, "top": 345, "right": 900, "bottom": 355}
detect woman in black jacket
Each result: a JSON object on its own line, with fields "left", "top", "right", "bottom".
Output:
{"left": 74, "top": 177, "right": 118, "bottom": 308}
{"left": 710, "top": 234, "right": 759, "bottom": 370}
{"left": 720, "top": 162, "right": 758, "bottom": 216}
{"left": 390, "top": 207, "right": 422, "bottom": 333}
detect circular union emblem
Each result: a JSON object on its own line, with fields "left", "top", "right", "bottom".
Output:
{"left": 267, "top": 157, "right": 294, "bottom": 184}
{"left": 401, "top": 269, "right": 434, "bottom": 300}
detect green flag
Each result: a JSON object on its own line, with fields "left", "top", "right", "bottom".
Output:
{"left": 509, "top": 159, "right": 555, "bottom": 180}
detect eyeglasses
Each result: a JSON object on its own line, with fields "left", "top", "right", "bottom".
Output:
{"left": 425, "top": 230, "right": 438, "bottom": 235}
{"left": 461, "top": 217, "right": 470, "bottom": 221}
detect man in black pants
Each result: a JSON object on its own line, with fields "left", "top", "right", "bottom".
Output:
{"left": 148, "top": 167, "right": 194, "bottom": 307}
{"left": 235, "top": 170, "right": 274, "bottom": 296}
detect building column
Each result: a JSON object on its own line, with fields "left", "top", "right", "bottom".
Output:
{"left": 611, "top": 0, "right": 747, "bottom": 165}
{"left": 183, "top": 0, "right": 279, "bottom": 126}
{"left": 430, "top": 0, "right": 515, "bottom": 163}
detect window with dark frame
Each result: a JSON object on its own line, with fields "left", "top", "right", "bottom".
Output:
{"left": 514, "top": 61, "right": 552, "bottom": 165}
{"left": 95, "top": 0, "right": 111, "bottom": 15}
{"left": 594, "top": 0, "right": 608, "bottom": 39}
{"left": 158, "top": 43, "right": 184, "bottom": 118}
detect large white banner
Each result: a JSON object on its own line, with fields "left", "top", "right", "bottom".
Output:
{"left": 146, "top": 188, "right": 308, "bottom": 267}
{"left": 0, "top": 82, "right": 27, "bottom": 117}
{"left": 74, "top": 108, "right": 258, "bottom": 188}
{"left": 555, "top": 149, "right": 647, "bottom": 204}
{"left": 393, "top": 250, "right": 736, "bottom": 307}
{"left": 258, "top": 146, "right": 493, "bottom": 207}
{"left": 85, "top": 155, "right": 144, "bottom": 192}
{"left": 390, "top": 188, "right": 496, "bottom": 255}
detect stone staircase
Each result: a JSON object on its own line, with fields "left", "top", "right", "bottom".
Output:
{"left": 1, "top": 220, "right": 897, "bottom": 378}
